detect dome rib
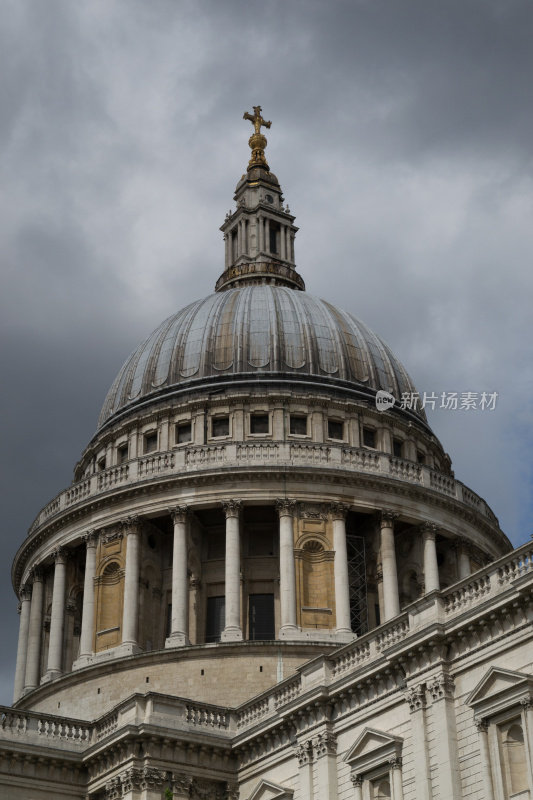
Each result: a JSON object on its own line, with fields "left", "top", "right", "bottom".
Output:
{"left": 98, "top": 286, "right": 425, "bottom": 429}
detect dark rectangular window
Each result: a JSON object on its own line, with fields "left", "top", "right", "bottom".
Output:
{"left": 97, "top": 457, "right": 106, "bottom": 471}
{"left": 166, "top": 603, "right": 172, "bottom": 638}
{"left": 250, "top": 414, "right": 269, "bottom": 434}
{"left": 249, "top": 594, "right": 275, "bottom": 641}
{"left": 206, "top": 530, "right": 225, "bottom": 560}
{"left": 393, "top": 438, "right": 403, "bottom": 458}
{"left": 290, "top": 415, "right": 307, "bottom": 435}
{"left": 212, "top": 416, "right": 230, "bottom": 437}
{"left": 417, "top": 451, "right": 425, "bottom": 465}
{"left": 176, "top": 421, "right": 192, "bottom": 444}
{"left": 248, "top": 528, "right": 275, "bottom": 556}
{"left": 328, "top": 420, "right": 344, "bottom": 440}
{"left": 269, "top": 222, "right": 280, "bottom": 254}
{"left": 362, "top": 427, "right": 376, "bottom": 448}
{"left": 206, "top": 596, "right": 225, "bottom": 643}
{"left": 144, "top": 432, "right": 158, "bottom": 453}
{"left": 117, "top": 443, "right": 129, "bottom": 464}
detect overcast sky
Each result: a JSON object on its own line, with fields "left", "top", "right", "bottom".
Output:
{"left": 1, "top": 0, "right": 532, "bottom": 705}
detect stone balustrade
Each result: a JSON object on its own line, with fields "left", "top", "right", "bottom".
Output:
{"left": 27, "top": 443, "right": 498, "bottom": 537}
{"left": 0, "top": 707, "right": 91, "bottom": 749}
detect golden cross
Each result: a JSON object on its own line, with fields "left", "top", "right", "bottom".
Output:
{"left": 243, "top": 106, "right": 272, "bottom": 135}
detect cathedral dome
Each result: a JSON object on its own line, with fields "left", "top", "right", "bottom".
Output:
{"left": 98, "top": 285, "right": 424, "bottom": 429}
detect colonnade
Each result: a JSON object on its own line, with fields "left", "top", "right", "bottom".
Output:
{"left": 224, "top": 216, "right": 294, "bottom": 265}
{"left": 13, "top": 503, "right": 469, "bottom": 703}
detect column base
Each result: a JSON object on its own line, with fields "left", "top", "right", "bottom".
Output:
{"left": 221, "top": 627, "right": 243, "bottom": 642}
{"left": 40, "top": 669, "right": 62, "bottom": 684}
{"left": 72, "top": 654, "right": 96, "bottom": 670}
{"left": 335, "top": 628, "right": 357, "bottom": 643}
{"left": 165, "top": 633, "right": 190, "bottom": 648}
{"left": 278, "top": 625, "right": 300, "bottom": 639}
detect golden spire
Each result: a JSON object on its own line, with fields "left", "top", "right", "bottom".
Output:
{"left": 243, "top": 105, "right": 271, "bottom": 171}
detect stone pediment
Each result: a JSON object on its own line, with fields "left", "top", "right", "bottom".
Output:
{"left": 247, "top": 779, "right": 294, "bottom": 800}
{"left": 344, "top": 728, "right": 403, "bottom": 775}
{"left": 467, "top": 667, "right": 533, "bottom": 718}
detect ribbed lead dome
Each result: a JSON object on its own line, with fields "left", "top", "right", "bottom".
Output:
{"left": 98, "top": 286, "right": 423, "bottom": 428}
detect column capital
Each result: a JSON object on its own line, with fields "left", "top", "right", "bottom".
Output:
{"left": 295, "top": 739, "right": 313, "bottom": 766}
{"left": 29, "top": 566, "right": 44, "bottom": 584}
{"left": 276, "top": 498, "right": 297, "bottom": 517}
{"left": 404, "top": 683, "right": 426, "bottom": 713}
{"left": 351, "top": 773, "right": 364, "bottom": 788}
{"left": 19, "top": 584, "right": 32, "bottom": 602}
{"left": 120, "top": 515, "right": 141, "bottom": 535}
{"left": 475, "top": 717, "right": 489, "bottom": 733}
{"left": 329, "top": 502, "right": 349, "bottom": 521}
{"left": 221, "top": 499, "right": 242, "bottom": 518}
{"left": 83, "top": 529, "right": 99, "bottom": 548}
{"left": 51, "top": 547, "right": 68, "bottom": 565}
{"left": 313, "top": 730, "right": 336, "bottom": 759}
{"left": 389, "top": 755, "right": 403, "bottom": 769}
{"left": 520, "top": 696, "right": 533, "bottom": 710}
{"left": 419, "top": 521, "right": 438, "bottom": 539}
{"left": 427, "top": 672, "right": 455, "bottom": 703}
{"left": 380, "top": 510, "right": 399, "bottom": 527}
{"left": 169, "top": 505, "right": 189, "bottom": 524}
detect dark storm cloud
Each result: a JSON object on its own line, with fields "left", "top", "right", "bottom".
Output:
{"left": 1, "top": 0, "right": 532, "bottom": 701}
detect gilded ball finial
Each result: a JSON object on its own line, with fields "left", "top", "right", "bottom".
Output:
{"left": 243, "top": 105, "right": 272, "bottom": 171}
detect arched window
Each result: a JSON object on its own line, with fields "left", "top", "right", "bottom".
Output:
{"left": 373, "top": 778, "right": 391, "bottom": 799}
{"left": 502, "top": 720, "right": 528, "bottom": 796}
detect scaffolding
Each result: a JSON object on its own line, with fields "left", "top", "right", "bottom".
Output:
{"left": 346, "top": 532, "right": 368, "bottom": 635}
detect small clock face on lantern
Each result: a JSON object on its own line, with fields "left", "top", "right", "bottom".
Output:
{"left": 265, "top": 194, "right": 274, "bottom": 203}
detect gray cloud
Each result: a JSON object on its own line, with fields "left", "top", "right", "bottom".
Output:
{"left": 1, "top": 0, "right": 532, "bottom": 703}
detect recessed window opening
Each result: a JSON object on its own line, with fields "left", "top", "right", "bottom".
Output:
{"left": 205, "top": 596, "right": 225, "bottom": 643}
{"left": 328, "top": 419, "right": 343, "bottom": 440}
{"left": 393, "top": 438, "right": 403, "bottom": 458}
{"left": 363, "top": 427, "right": 376, "bottom": 448}
{"left": 250, "top": 414, "right": 269, "bottom": 434}
{"left": 144, "top": 432, "right": 158, "bottom": 454}
{"left": 290, "top": 414, "right": 307, "bottom": 436}
{"left": 176, "top": 421, "right": 192, "bottom": 444}
{"left": 97, "top": 457, "right": 106, "bottom": 471}
{"left": 269, "top": 221, "right": 280, "bottom": 254}
{"left": 249, "top": 594, "right": 275, "bottom": 641}
{"left": 417, "top": 451, "right": 425, "bottom": 465}
{"left": 212, "top": 416, "right": 230, "bottom": 437}
{"left": 117, "top": 443, "right": 129, "bottom": 464}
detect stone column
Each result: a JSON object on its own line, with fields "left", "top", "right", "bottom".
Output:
{"left": 24, "top": 568, "right": 45, "bottom": 692}
{"left": 405, "top": 684, "right": 431, "bottom": 800}
{"left": 380, "top": 511, "right": 400, "bottom": 621}
{"left": 45, "top": 548, "right": 68, "bottom": 680}
{"left": 258, "top": 215, "right": 264, "bottom": 252}
{"left": 427, "top": 673, "right": 461, "bottom": 800}
{"left": 351, "top": 774, "right": 363, "bottom": 800}
{"left": 475, "top": 719, "right": 495, "bottom": 800}
{"left": 390, "top": 757, "right": 404, "bottom": 800}
{"left": 121, "top": 516, "right": 141, "bottom": 651}
{"left": 456, "top": 538, "right": 471, "bottom": 580}
{"left": 221, "top": 500, "right": 243, "bottom": 641}
{"left": 76, "top": 530, "right": 98, "bottom": 665}
{"left": 330, "top": 503, "right": 352, "bottom": 637}
{"left": 296, "top": 740, "right": 314, "bottom": 800}
{"left": 520, "top": 698, "right": 533, "bottom": 791}
{"left": 265, "top": 218, "right": 270, "bottom": 253}
{"left": 166, "top": 506, "right": 190, "bottom": 647}
{"left": 280, "top": 225, "right": 287, "bottom": 260}
{"left": 276, "top": 499, "right": 298, "bottom": 637}
{"left": 13, "top": 585, "right": 32, "bottom": 702}
{"left": 314, "top": 731, "right": 338, "bottom": 800}
{"left": 421, "top": 523, "right": 440, "bottom": 593}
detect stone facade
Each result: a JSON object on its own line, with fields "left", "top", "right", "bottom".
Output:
{"left": 2, "top": 114, "right": 531, "bottom": 799}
